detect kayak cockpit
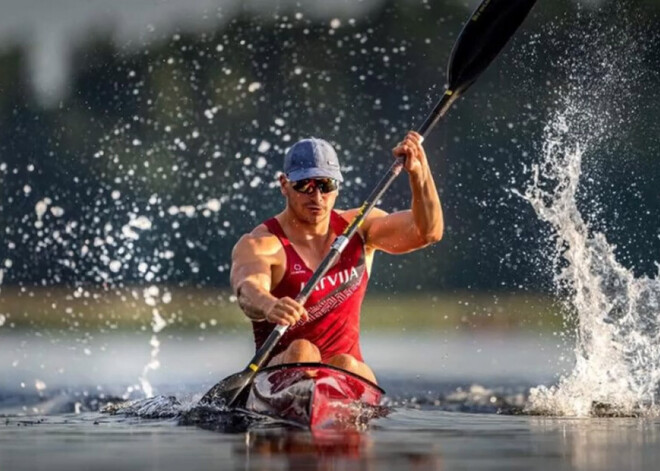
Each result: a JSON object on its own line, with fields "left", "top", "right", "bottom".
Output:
{"left": 246, "top": 363, "right": 385, "bottom": 429}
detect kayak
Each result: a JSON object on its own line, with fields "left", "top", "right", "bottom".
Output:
{"left": 244, "top": 362, "right": 385, "bottom": 429}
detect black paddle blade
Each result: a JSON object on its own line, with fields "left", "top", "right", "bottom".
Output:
{"left": 448, "top": 0, "right": 537, "bottom": 95}
{"left": 200, "top": 369, "right": 254, "bottom": 408}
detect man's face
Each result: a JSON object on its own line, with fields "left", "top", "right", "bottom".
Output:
{"left": 280, "top": 175, "right": 339, "bottom": 224}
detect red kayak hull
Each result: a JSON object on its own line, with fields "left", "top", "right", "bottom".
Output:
{"left": 245, "top": 363, "right": 385, "bottom": 429}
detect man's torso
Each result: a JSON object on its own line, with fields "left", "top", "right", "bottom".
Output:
{"left": 256, "top": 208, "right": 374, "bottom": 287}
{"left": 251, "top": 209, "right": 371, "bottom": 361}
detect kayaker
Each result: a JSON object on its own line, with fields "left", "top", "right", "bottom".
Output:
{"left": 231, "top": 131, "right": 443, "bottom": 383}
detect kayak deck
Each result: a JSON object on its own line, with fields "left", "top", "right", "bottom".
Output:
{"left": 245, "top": 362, "right": 385, "bottom": 429}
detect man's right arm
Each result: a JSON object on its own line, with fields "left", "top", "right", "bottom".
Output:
{"left": 230, "top": 231, "right": 308, "bottom": 326}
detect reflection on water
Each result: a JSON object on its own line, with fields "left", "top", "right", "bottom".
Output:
{"left": 237, "top": 427, "right": 444, "bottom": 471}
{"left": 242, "top": 429, "right": 373, "bottom": 468}
{"left": 2, "top": 409, "right": 660, "bottom": 470}
{"left": 219, "top": 412, "right": 660, "bottom": 471}
{"left": 529, "top": 417, "right": 660, "bottom": 471}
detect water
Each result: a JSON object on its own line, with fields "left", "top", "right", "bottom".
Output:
{"left": 522, "top": 123, "right": 660, "bottom": 417}
{"left": 0, "top": 331, "right": 575, "bottom": 470}
{"left": 518, "top": 8, "right": 660, "bottom": 417}
{"left": 0, "top": 331, "right": 565, "bottom": 394}
{"left": 3, "top": 1, "right": 660, "bottom": 469}
{"left": 3, "top": 332, "right": 660, "bottom": 470}
{"left": 3, "top": 403, "right": 660, "bottom": 470}
{"left": 0, "top": 330, "right": 646, "bottom": 471}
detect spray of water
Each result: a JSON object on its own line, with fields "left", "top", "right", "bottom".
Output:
{"left": 521, "top": 118, "right": 660, "bottom": 416}
{"left": 0, "top": 269, "right": 4, "bottom": 327}
{"left": 520, "top": 10, "right": 660, "bottom": 416}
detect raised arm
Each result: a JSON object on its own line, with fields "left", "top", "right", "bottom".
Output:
{"left": 231, "top": 229, "right": 308, "bottom": 325}
{"left": 361, "top": 131, "right": 444, "bottom": 254}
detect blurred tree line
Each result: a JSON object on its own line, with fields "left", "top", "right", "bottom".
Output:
{"left": 0, "top": 0, "right": 658, "bottom": 294}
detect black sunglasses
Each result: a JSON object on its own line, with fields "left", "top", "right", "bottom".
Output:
{"left": 290, "top": 178, "right": 339, "bottom": 194}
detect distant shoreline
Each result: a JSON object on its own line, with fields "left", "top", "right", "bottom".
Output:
{"left": 0, "top": 285, "right": 568, "bottom": 332}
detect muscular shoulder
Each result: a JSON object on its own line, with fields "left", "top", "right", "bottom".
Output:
{"left": 233, "top": 224, "right": 282, "bottom": 260}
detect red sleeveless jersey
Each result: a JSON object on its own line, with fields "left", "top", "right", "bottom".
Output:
{"left": 252, "top": 211, "right": 369, "bottom": 362}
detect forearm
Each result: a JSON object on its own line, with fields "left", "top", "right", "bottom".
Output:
{"left": 409, "top": 166, "right": 444, "bottom": 243}
{"left": 235, "top": 279, "right": 277, "bottom": 322}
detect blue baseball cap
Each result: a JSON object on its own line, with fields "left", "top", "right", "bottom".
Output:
{"left": 283, "top": 138, "right": 344, "bottom": 183}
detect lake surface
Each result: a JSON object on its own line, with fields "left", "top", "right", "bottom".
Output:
{"left": 3, "top": 404, "right": 660, "bottom": 470}
{"left": 2, "top": 331, "right": 660, "bottom": 470}
{"left": 0, "top": 330, "right": 568, "bottom": 392}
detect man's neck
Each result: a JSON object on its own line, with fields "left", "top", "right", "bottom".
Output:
{"left": 278, "top": 208, "right": 332, "bottom": 240}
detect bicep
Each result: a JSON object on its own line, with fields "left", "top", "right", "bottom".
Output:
{"left": 363, "top": 209, "right": 427, "bottom": 254}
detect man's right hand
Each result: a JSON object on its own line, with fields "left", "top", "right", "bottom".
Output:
{"left": 265, "top": 297, "right": 309, "bottom": 326}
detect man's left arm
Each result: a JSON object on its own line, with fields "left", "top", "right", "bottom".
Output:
{"left": 362, "top": 131, "right": 443, "bottom": 254}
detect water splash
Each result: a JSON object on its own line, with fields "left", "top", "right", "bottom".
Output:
{"left": 521, "top": 120, "right": 660, "bottom": 416}
{"left": 134, "top": 286, "right": 169, "bottom": 398}
{"left": 520, "top": 14, "right": 660, "bottom": 416}
{"left": 0, "top": 268, "right": 4, "bottom": 327}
